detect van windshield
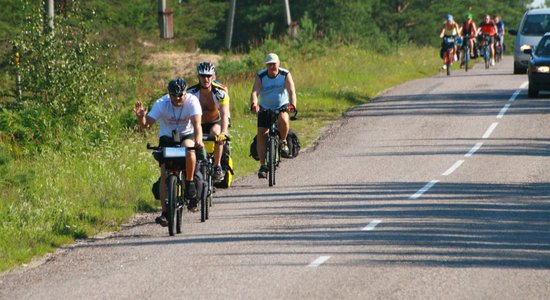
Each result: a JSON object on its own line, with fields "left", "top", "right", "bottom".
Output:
{"left": 521, "top": 14, "right": 550, "bottom": 36}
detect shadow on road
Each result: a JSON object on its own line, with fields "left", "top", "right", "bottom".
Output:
{"left": 78, "top": 181, "right": 550, "bottom": 270}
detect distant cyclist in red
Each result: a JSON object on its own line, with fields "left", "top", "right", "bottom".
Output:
{"left": 460, "top": 12, "right": 477, "bottom": 67}
{"left": 477, "top": 14, "right": 498, "bottom": 66}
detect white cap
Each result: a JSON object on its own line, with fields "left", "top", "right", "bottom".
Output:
{"left": 265, "top": 53, "right": 279, "bottom": 64}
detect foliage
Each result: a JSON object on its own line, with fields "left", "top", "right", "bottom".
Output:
{"left": 1, "top": 1, "right": 114, "bottom": 154}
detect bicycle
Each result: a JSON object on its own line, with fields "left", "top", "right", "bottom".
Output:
{"left": 260, "top": 106, "right": 298, "bottom": 187}
{"left": 480, "top": 34, "right": 492, "bottom": 69}
{"left": 199, "top": 134, "right": 231, "bottom": 222}
{"left": 147, "top": 143, "right": 190, "bottom": 236}
{"left": 461, "top": 34, "right": 471, "bottom": 72}
{"left": 442, "top": 35, "right": 456, "bottom": 76}
{"left": 495, "top": 35, "right": 503, "bottom": 63}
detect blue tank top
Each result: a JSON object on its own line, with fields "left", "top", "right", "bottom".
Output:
{"left": 258, "top": 68, "right": 290, "bottom": 110}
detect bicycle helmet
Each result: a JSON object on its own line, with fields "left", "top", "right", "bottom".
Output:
{"left": 446, "top": 14, "right": 453, "bottom": 21}
{"left": 197, "top": 62, "right": 216, "bottom": 76}
{"left": 466, "top": 12, "right": 473, "bottom": 20}
{"left": 167, "top": 78, "right": 187, "bottom": 96}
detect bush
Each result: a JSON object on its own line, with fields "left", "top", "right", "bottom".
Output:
{"left": 1, "top": 1, "right": 115, "bottom": 154}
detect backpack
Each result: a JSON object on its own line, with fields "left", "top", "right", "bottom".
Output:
{"left": 249, "top": 135, "right": 260, "bottom": 161}
{"left": 282, "top": 129, "right": 301, "bottom": 158}
{"left": 249, "top": 129, "right": 301, "bottom": 160}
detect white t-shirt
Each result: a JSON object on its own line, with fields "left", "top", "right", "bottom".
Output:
{"left": 148, "top": 94, "right": 202, "bottom": 137}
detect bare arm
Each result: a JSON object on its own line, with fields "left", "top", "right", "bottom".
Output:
{"left": 250, "top": 76, "right": 262, "bottom": 112}
{"left": 134, "top": 101, "right": 156, "bottom": 130}
{"left": 191, "top": 114, "right": 203, "bottom": 148}
{"left": 219, "top": 103, "right": 230, "bottom": 134}
{"left": 285, "top": 72, "right": 297, "bottom": 107}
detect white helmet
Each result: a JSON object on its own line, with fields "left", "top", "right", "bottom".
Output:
{"left": 197, "top": 62, "right": 215, "bottom": 76}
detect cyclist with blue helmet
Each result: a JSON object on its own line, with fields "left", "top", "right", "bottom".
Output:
{"left": 439, "top": 14, "right": 460, "bottom": 70}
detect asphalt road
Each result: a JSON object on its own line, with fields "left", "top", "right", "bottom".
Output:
{"left": 1, "top": 57, "right": 549, "bottom": 299}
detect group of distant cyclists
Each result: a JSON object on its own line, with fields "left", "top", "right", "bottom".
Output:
{"left": 439, "top": 12, "right": 505, "bottom": 69}
{"left": 133, "top": 53, "right": 297, "bottom": 226}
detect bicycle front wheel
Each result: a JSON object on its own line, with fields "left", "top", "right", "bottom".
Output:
{"left": 167, "top": 175, "right": 178, "bottom": 236}
{"left": 268, "top": 137, "right": 277, "bottom": 187}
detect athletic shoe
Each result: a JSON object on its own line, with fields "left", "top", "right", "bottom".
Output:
{"left": 185, "top": 180, "right": 197, "bottom": 200}
{"left": 213, "top": 165, "right": 225, "bottom": 182}
{"left": 280, "top": 140, "right": 290, "bottom": 157}
{"left": 258, "top": 165, "right": 268, "bottom": 179}
{"left": 442, "top": 64, "right": 447, "bottom": 70}
{"left": 155, "top": 212, "right": 168, "bottom": 227}
{"left": 490, "top": 59, "right": 495, "bottom": 66}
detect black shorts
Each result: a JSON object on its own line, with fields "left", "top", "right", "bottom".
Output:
{"left": 158, "top": 134, "right": 194, "bottom": 147}
{"left": 257, "top": 105, "right": 289, "bottom": 128}
{"left": 201, "top": 122, "right": 220, "bottom": 135}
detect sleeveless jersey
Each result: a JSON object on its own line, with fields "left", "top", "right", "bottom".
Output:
{"left": 258, "top": 68, "right": 290, "bottom": 110}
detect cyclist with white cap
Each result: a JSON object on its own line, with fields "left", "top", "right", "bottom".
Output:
{"left": 250, "top": 53, "right": 297, "bottom": 179}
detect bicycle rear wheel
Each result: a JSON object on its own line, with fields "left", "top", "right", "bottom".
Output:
{"left": 268, "top": 137, "right": 277, "bottom": 187}
{"left": 201, "top": 165, "right": 209, "bottom": 222}
{"left": 167, "top": 175, "right": 178, "bottom": 236}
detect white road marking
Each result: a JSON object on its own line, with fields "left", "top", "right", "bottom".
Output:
{"left": 410, "top": 180, "right": 439, "bottom": 199}
{"left": 520, "top": 81, "right": 528, "bottom": 89}
{"left": 509, "top": 90, "right": 521, "bottom": 102}
{"left": 307, "top": 256, "right": 330, "bottom": 267}
{"left": 362, "top": 219, "right": 382, "bottom": 231}
{"left": 465, "top": 142, "right": 483, "bottom": 157}
{"left": 497, "top": 103, "right": 511, "bottom": 119}
{"left": 442, "top": 160, "right": 465, "bottom": 176}
{"left": 482, "top": 122, "right": 499, "bottom": 139}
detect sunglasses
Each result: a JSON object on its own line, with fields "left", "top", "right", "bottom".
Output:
{"left": 170, "top": 93, "right": 184, "bottom": 97}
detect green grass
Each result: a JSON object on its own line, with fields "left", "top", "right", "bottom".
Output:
{"left": 0, "top": 44, "right": 441, "bottom": 272}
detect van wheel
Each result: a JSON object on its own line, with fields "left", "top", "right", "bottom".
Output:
{"left": 528, "top": 83, "right": 539, "bottom": 98}
{"left": 514, "top": 63, "right": 526, "bottom": 74}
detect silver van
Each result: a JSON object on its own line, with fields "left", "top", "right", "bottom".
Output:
{"left": 510, "top": 8, "right": 550, "bottom": 74}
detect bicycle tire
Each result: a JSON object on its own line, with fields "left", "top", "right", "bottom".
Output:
{"left": 484, "top": 46, "right": 490, "bottom": 69}
{"left": 176, "top": 206, "right": 182, "bottom": 234}
{"left": 167, "top": 175, "right": 178, "bottom": 236}
{"left": 201, "top": 165, "right": 208, "bottom": 222}
{"left": 464, "top": 49, "right": 469, "bottom": 72}
{"left": 268, "top": 137, "right": 276, "bottom": 187}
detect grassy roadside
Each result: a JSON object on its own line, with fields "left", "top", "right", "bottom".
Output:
{"left": 0, "top": 45, "right": 441, "bottom": 272}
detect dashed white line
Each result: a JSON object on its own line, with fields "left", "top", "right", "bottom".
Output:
{"left": 465, "top": 142, "right": 483, "bottom": 157}
{"left": 442, "top": 160, "right": 465, "bottom": 176}
{"left": 509, "top": 90, "right": 521, "bottom": 102}
{"left": 307, "top": 256, "right": 330, "bottom": 267}
{"left": 362, "top": 220, "right": 382, "bottom": 231}
{"left": 482, "top": 122, "right": 499, "bottom": 139}
{"left": 410, "top": 180, "right": 439, "bottom": 199}
{"left": 497, "top": 103, "right": 511, "bottom": 119}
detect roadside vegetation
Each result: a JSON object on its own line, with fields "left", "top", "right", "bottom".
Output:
{"left": 0, "top": 0, "right": 532, "bottom": 271}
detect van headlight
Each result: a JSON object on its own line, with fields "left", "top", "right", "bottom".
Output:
{"left": 520, "top": 44, "right": 532, "bottom": 51}
{"left": 531, "top": 65, "right": 550, "bottom": 73}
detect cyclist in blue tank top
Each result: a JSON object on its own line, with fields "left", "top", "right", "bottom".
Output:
{"left": 250, "top": 53, "right": 297, "bottom": 179}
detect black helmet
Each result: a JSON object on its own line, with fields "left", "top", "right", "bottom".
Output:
{"left": 197, "top": 62, "right": 215, "bottom": 76}
{"left": 167, "top": 78, "right": 187, "bottom": 96}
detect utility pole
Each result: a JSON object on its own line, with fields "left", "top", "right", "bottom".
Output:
{"left": 158, "top": 0, "right": 166, "bottom": 38}
{"left": 225, "top": 0, "right": 237, "bottom": 49}
{"left": 283, "top": 0, "right": 297, "bottom": 39}
{"left": 44, "top": 0, "right": 54, "bottom": 32}
{"left": 283, "top": 0, "right": 291, "bottom": 27}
